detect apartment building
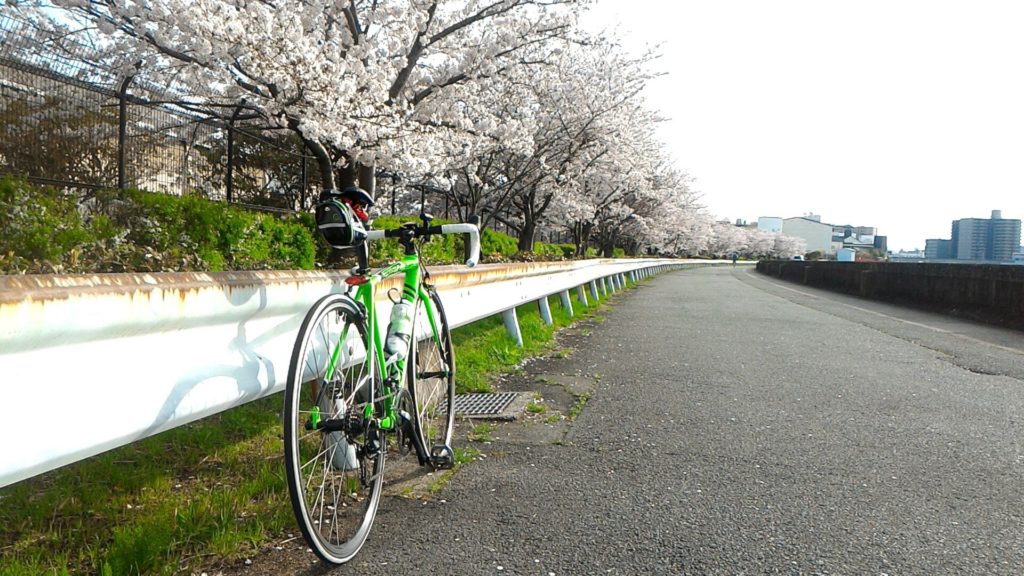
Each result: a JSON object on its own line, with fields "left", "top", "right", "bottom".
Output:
{"left": 930, "top": 210, "right": 1021, "bottom": 262}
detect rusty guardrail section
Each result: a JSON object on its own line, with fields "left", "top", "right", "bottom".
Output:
{"left": 0, "top": 259, "right": 722, "bottom": 487}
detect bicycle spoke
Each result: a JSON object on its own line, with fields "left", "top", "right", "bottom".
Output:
{"left": 285, "top": 295, "right": 383, "bottom": 564}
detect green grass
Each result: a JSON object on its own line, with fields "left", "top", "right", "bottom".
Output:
{"left": 451, "top": 292, "right": 605, "bottom": 393}
{"left": 0, "top": 396, "right": 292, "bottom": 576}
{"left": 467, "top": 423, "right": 495, "bottom": 443}
{"left": 0, "top": 282, "right": 626, "bottom": 575}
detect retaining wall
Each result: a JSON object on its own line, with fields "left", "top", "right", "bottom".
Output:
{"left": 756, "top": 260, "right": 1024, "bottom": 329}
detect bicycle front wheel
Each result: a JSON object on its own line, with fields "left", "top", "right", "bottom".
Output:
{"left": 284, "top": 294, "right": 383, "bottom": 565}
{"left": 409, "top": 287, "right": 456, "bottom": 467}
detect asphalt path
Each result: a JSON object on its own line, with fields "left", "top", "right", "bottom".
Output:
{"left": 237, "top": 266, "right": 1024, "bottom": 575}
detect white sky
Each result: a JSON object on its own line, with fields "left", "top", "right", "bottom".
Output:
{"left": 583, "top": 0, "right": 1024, "bottom": 251}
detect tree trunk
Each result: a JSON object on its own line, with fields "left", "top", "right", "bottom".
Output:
{"left": 337, "top": 160, "right": 356, "bottom": 190}
{"left": 572, "top": 220, "right": 593, "bottom": 258}
{"left": 358, "top": 163, "right": 375, "bottom": 200}
{"left": 518, "top": 218, "right": 536, "bottom": 252}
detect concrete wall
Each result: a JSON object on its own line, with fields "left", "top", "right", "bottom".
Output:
{"left": 756, "top": 260, "right": 1024, "bottom": 330}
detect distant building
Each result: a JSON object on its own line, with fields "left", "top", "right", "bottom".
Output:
{"left": 933, "top": 210, "right": 1021, "bottom": 262}
{"left": 757, "top": 217, "right": 783, "bottom": 233}
{"left": 832, "top": 224, "right": 882, "bottom": 254}
{"left": 837, "top": 248, "right": 856, "bottom": 262}
{"left": 758, "top": 214, "right": 881, "bottom": 259}
{"left": 925, "top": 239, "right": 953, "bottom": 259}
{"left": 892, "top": 249, "right": 925, "bottom": 261}
{"left": 991, "top": 211, "right": 1021, "bottom": 261}
{"left": 782, "top": 217, "right": 834, "bottom": 256}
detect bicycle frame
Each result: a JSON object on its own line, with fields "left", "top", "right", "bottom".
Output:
{"left": 345, "top": 253, "right": 441, "bottom": 433}
{"left": 315, "top": 219, "right": 477, "bottom": 435}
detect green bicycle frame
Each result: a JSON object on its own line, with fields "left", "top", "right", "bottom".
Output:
{"left": 345, "top": 253, "right": 442, "bottom": 431}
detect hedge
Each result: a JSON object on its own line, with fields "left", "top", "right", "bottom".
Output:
{"left": 0, "top": 179, "right": 581, "bottom": 275}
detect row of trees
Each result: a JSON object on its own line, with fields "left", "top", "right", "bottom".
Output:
{"left": 8, "top": 0, "right": 804, "bottom": 259}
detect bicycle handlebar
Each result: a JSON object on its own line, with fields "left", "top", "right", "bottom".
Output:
{"left": 441, "top": 223, "right": 480, "bottom": 268}
{"left": 364, "top": 222, "right": 480, "bottom": 267}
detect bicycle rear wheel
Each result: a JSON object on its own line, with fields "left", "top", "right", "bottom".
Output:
{"left": 409, "top": 287, "right": 456, "bottom": 467}
{"left": 284, "top": 294, "right": 383, "bottom": 565}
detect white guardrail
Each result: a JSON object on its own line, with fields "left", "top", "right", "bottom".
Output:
{"left": 0, "top": 258, "right": 730, "bottom": 487}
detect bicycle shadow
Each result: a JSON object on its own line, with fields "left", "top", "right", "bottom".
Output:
{"left": 135, "top": 272, "right": 345, "bottom": 441}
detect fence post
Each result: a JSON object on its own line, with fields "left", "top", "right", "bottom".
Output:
{"left": 300, "top": 156, "right": 308, "bottom": 209}
{"left": 226, "top": 105, "right": 243, "bottom": 203}
{"left": 577, "top": 285, "right": 589, "bottom": 308}
{"left": 116, "top": 74, "right": 134, "bottom": 191}
{"left": 502, "top": 308, "right": 523, "bottom": 347}
{"left": 590, "top": 280, "right": 600, "bottom": 301}
{"left": 559, "top": 290, "right": 573, "bottom": 317}
{"left": 537, "top": 296, "right": 553, "bottom": 326}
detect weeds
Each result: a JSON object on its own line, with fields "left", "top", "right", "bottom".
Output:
{"left": 467, "top": 423, "right": 495, "bottom": 443}
{"left": 568, "top": 391, "right": 593, "bottom": 421}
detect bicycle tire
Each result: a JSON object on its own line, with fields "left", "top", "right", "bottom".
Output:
{"left": 408, "top": 287, "right": 456, "bottom": 467}
{"left": 283, "top": 294, "right": 384, "bottom": 565}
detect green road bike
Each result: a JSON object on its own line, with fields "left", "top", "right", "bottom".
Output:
{"left": 283, "top": 208, "right": 480, "bottom": 565}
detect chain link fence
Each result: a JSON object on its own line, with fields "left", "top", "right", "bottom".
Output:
{"left": 0, "top": 13, "right": 321, "bottom": 212}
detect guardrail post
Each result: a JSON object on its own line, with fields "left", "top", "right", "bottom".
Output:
{"left": 607, "top": 276, "right": 615, "bottom": 294}
{"left": 577, "top": 285, "right": 590, "bottom": 307}
{"left": 559, "top": 290, "right": 574, "bottom": 317}
{"left": 537, "top": 296, "right": 553, "bottom": 326}
{"left": 590, "top": 280, "right": 600, "bottom": 301}
{"left": 502, "top": 308, "right": 523, "bottom": 347}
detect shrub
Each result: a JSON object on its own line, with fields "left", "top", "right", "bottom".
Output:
{"left": 2, "top": 178, "right": 634, "bottom": 275}
{"left": 0, "top": 179, "right": 316, "bottom": 274}
{"left": 0, "top": 177, "right": 113, "bottom": 273}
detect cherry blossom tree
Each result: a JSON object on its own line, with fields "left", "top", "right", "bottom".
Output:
{"left": 15, "top": 0, "right": 584, "bottom": 194}
{"left": 434, "top": 34, "right": 663, "bottom": 251}
{"left": 9, "top": 1, "right": 793, "bottom": 260}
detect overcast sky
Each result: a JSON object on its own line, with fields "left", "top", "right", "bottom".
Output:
{"left": 583, "top": 0, "right": 1024, "bottom": 251}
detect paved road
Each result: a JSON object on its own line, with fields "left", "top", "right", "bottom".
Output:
{"left": 242, "top": 266, "right": 1024, "bottom": 575}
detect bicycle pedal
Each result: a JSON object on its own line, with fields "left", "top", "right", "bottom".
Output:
{"left": 430, "top": 444, "right": 455, "bottom": 469}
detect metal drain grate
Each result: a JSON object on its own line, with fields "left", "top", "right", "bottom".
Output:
{"left": 452, "top": 392, "right": 520, "bottom": 417}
